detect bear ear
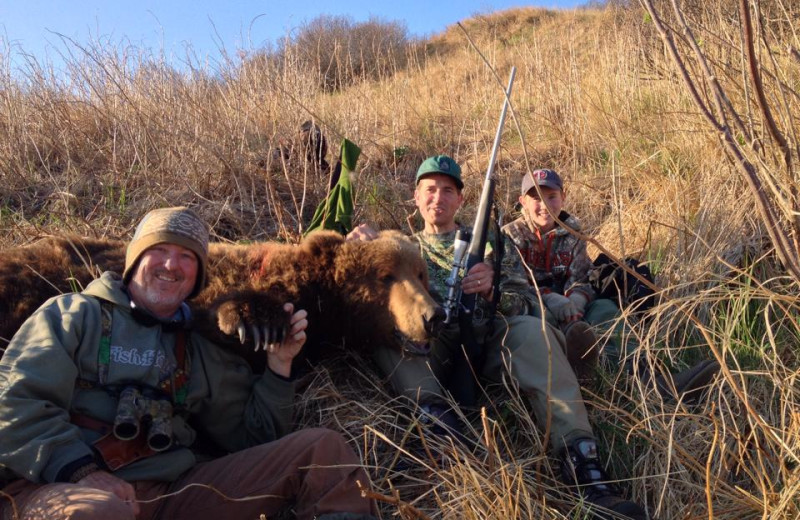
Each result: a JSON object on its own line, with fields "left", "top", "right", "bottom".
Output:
{"left": 378, "top": 230, "right": 419, "bottom": 256}
{"left": 301, "top": 230, "right": 344, "bottom": 255}
{"left": 378, "top": 229, "right": 406, "bottom": 242}
{"left": 334, "top": 235, "right": 382, "bottom": 286}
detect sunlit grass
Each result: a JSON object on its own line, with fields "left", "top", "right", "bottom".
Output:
{"left": 0, "top": 2, "right": 798, "bottom": 518}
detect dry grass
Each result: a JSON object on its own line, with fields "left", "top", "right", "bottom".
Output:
{"left": 1, "top": 2, "right": 799, "bottom": 518}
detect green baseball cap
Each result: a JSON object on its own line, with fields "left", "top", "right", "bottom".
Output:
{"left": 415, "top": 155, "right": 463, "bottom": 189}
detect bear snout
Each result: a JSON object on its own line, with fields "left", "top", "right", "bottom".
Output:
{"left": 423, "top": 306, "right": 447, "bottom": 337}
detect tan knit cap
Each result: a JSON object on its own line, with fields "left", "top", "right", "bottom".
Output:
{"left": 123, "top": 207, "right": 209, "bottom": 298}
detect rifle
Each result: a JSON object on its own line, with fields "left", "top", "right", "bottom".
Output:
{"left": 445, "top": 67, "right": 516, "bottom": 406}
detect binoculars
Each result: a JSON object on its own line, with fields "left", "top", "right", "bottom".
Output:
{"left": 113, "top": 386, "right": 174, "bottom": 452}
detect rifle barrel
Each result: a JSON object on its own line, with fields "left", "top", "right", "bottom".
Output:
{"left": 464, "top": 66, "right": 517, "bottom": 272}
{"left": 483, "top": 67, "right": 516, "bottom": 190}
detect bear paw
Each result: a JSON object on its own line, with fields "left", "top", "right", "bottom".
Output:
{"left": 212, "top": 291, "right": 291, "bottom": 352}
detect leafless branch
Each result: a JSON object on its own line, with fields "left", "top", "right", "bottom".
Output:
{"left": 640, "top": 0, "right": 800, "bottom": 282}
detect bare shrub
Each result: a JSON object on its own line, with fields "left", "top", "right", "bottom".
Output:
{"left": 640, "top": 0, "right": 800, "bottom": 280}
{"left": 272, "top": 15, "right": 413, "bottom": 92}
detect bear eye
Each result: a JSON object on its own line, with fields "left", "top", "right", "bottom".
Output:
{"left": 380, "top": 274, "right": 396, "bottom": 285}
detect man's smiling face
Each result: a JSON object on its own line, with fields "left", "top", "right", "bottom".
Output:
{"left": 127, "top": 243, "right": 198, "bottom": 319}
{"left": 414, "top": 174, "right": 463, "bottom": 233}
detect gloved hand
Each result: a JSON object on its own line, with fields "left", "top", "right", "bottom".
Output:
{"left": 541, "top": 292, "right": 580, "bottom": 323}
{"left": 567, "top": 291, "right": 589, "bottom": 315}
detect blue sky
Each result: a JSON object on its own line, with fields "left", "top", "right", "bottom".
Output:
{"left": 1, "top": 0, "right": 585, "bottom": 70}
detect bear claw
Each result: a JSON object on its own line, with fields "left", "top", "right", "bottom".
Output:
{"left": 240, "top": 323, "right": 290, "bottom": 352}
{"left": 238, "top": 323, "right": 247, "bottom": 344}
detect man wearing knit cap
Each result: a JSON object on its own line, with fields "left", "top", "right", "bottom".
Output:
{"left": 0, "top": 207, "right": 377, "bottom": 520}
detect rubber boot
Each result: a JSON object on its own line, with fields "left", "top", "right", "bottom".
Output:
{"left": 560, "top": 437, "right": 649, "bottom": 520}
{"left": 655, "top": 359, "right": 720, "bottom": 404}
{"left": 419, "top": 402, "right": 467, "bottom": 445}
{"left": 395, "top": 402, "right": 468, "bottom": 472}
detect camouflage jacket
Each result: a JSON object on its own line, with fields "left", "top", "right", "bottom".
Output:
{"left": 501, "top": 211, "right": 595, "bottom": 301}
{"left": 414, "top": 226, "right": 537, "bottom": 318}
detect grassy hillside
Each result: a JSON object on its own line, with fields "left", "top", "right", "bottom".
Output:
{"left": 1, "top": 2, "right": 799, "bottom": 518}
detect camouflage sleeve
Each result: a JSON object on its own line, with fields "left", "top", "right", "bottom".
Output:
{"left": 493, "top": 233, "right": 537, "bottom": 316}
{"left": 564, "top": 238, "right": 595, "bottom": 302}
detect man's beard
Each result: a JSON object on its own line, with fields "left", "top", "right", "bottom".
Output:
{"left": 136, "top": 286, "right": 185, "bottom": 315}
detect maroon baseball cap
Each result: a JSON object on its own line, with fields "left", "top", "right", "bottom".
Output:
{"left": 521, "top": 169, "right": 563, "bottom": 195}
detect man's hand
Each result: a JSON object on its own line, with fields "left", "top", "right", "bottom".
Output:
{"left": 209, "top": 287, "right": 295, "bottom": 351}
{"left": 76, "top": 470, "right": 140, "bottom": 516}
{"left": 266, "top": 303, "right": 308, "bottom": 377}
{"left": 346, "top": 223, "right": 379, "bottom": 242}
{"left": 462, "top": 262, "right": 494, "bottom": 300}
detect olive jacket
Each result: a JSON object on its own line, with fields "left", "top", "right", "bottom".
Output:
{"left": 0, "top": 272, "right": 294, "bottom": 484}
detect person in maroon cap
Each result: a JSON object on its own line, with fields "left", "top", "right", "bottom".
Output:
{"left": 350, "top": 157, "right": 651, "bottom": 520}
{"left": 503, "top": 169, "right": 720, "bottom": 398}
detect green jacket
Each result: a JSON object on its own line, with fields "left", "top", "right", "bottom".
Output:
{"left": 0, "top": 272, "right": 294, "bottom": 483}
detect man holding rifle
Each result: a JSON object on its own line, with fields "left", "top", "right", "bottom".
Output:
{"left": 348, "top": 155, "right": 649, "bottom": 520}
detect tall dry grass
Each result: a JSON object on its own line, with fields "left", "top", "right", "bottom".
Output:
{"left": 1, "top": 2, "right": 799, "bottom": 518}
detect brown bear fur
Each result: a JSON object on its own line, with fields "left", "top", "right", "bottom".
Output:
{"left": 0, "top": 230, "right": 442, "bottom": 372}
{"left": 0, "top": 236, "right": 127, "bottom": 342}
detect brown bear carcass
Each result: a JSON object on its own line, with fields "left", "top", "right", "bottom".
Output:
{"left": 0, "top": 230, "right": 443, "bottom": 372}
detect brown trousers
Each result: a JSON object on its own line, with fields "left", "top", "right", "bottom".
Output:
{"left": 1, "top": 428, "right": 376, "bottom": 520}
